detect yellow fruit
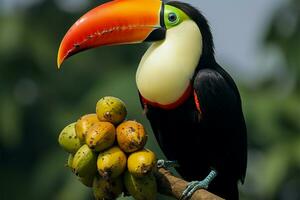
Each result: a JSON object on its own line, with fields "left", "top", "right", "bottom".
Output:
{"left": 79, "top": 174, "right": 94, "bottom": 187}
{"left": 124, "top": 171, "right": 157, "bottom": 200}
{"left": 116, "top": 121, "right": 147, "bottom": 153}
{"left": 96, "top": 96, "right": 127, "bottom": 125}
{"left": 66, "top": 154, "right": 74, "bottom": 169}
{"left": 75, "top": 114, "right": 99, "bottom": 141}
{"left": 97, "top": 146, "right": 127, "bottom": 179}
{"left": 58, "top": 123, "right": 82, "bottom": 153}
{"left": 85, "top": 122, "right": 116, "bottom": 152}
{"left": 72, "top": 144, "right": 97, "bottom": 177}
{"left": 127, "top": 149, "right": 156, "bottom": 177}
{"left": 93, "top": 176, "right": 123, "bottom": 200}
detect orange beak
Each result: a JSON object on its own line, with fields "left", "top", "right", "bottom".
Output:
{"left": 57, "top": 0, "right": 165, "bottom": 68}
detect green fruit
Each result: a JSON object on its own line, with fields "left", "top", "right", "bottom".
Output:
{"left": 58, "top": 123, "right": 82, "bottom": 153}
{"left": 79, "top": 174, "right": 95, "bottom": 187}
{"left": 124, "top": 171, "right": 157, "bottom": 200}
{"left": 96, "top": 96, "right": 127, "bottom": 125}
{"left": 66, "top": 154, "right": 74, "bottom": 169}
{"left": 72, "top": 144, "right": 97, "bottom": 177}
{"left": 86, "top": 122, "right": 116, "bottom": 152}
{"left": 93, "top": 176, "right": 123, "bottom": 200}
{"left": 97, "top": 146, "right": 127, "bottom": 179}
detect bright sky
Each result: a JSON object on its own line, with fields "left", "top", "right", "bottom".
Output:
{"left": 1, "top": 0, "right": 285, "bottom": 82}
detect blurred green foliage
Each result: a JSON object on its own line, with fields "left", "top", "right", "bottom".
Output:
{"left": 0, "top": 0, "right": 299, "bottom": 200}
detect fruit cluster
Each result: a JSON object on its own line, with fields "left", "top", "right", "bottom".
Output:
{"left": 58, "top": 96, "right": 157, "bottom": 200}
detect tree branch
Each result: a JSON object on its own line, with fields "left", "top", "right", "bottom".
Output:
{"left": 155, "top": 168, "right": 224, "bottom": 200}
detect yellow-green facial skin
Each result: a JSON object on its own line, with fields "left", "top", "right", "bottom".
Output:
{"left": 164, "top": 5, "right": 190, "bottom": 29}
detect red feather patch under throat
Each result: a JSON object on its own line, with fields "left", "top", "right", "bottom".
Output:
{"left": 193, "top": 90, "right": 202, "bottom": 114}
{"left": 141, "top": 84, "right": 193, "bottom": 110}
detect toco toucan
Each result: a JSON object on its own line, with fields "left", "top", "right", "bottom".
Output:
{"left": 57, "top": 0, "right": 247, "bottom": 199}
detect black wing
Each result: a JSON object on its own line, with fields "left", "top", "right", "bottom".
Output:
{"left": 193, "top": 67, "right": 247, "bottom": 183}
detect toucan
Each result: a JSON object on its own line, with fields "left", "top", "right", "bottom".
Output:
{"left": 57, "top": 0, "right": 247, "bottom": 199}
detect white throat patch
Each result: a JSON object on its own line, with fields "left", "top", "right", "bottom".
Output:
{"left": 136, "top": 20, "right": 202, "bottom": 105}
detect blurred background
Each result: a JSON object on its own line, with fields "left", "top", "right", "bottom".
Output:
{"left": 0, "top": 0, "right": 299, "bottom": 199}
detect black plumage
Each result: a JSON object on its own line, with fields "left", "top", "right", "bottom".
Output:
{"left": 139, "top": 2, "right": 247, "bottom": 199}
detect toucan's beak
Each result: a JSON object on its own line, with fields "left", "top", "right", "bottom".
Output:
{"left": 57, "top": 0, "right": 165, "bottom": 68}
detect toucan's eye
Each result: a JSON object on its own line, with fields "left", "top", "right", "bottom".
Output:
{"left": 168, "top": 13, "right": 179, "bottom": 23}
{"left": 164, "top": 5, "right": 186, "bottom": 28}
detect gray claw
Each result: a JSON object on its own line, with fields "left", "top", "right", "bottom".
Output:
{"left": 180, "top": 169, "right": 217, "bottom": 200}
{"left": 157, "top": 159, "right": 179, "bottom": 169}
{"left": 180, "top": 181, "right": 208, "bottom": 200}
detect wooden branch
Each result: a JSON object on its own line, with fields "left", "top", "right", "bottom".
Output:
{"left": 155, "top": 168, "right": 224, "bottom": 200}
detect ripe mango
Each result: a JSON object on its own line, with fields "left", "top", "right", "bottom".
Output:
{"left": 72, "top": 144, "right": 97, "bottom": 177}
{"left": 127, "top": 149, "right": 156, "bottom": 177}
{"left": 96, "top": 96, "right": 127, "bottom": 125}
{"left": 97, "top": 146, "right": 127, "bottom": 179}
{"left": 116, "top": 121, "right": 147, "bottom": 153}
{"left": 85, "top": 122, "right": 115, "bottom": 152}
{"left": 75, "top": 114, "right": 99, "bottom": 141}
{"left": 58, "top": 123, "right": 82, "bottom": 153}
{"left": 124, "top": 171, "right": 157, "bottom": 200}
{"left": 93, "top": 176, "right": 123, "bottom": 200}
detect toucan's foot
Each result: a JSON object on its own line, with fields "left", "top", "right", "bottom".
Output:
{"left": 157, "top": 159, "right": 179, "bottom": 169}
{"left": 180, "top": 180, "right": 209, "bottom": 200}
{"left": 180, "top": 169, "right": 217, "bottom": 200}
